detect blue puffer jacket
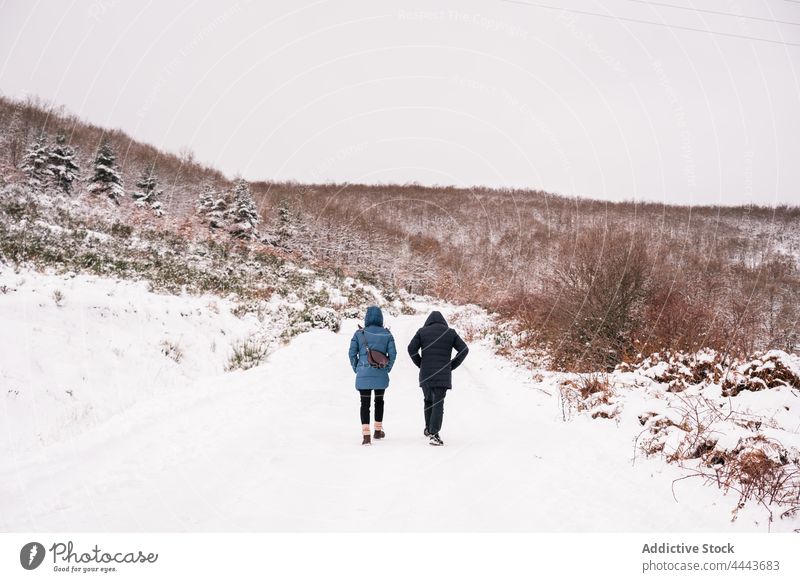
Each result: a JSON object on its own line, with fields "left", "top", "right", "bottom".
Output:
{"left": 348, "top": 306, "right": 397, "bottom": 390}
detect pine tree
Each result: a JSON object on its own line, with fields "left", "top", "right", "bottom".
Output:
{"left": 47, "top": 134, "right": 80, "bottom": 194}
{"left": 227, "top": 179, "right": 259, "bottom": 239}
{"left": 209, "top": 196, "right": 228, "bottom": 228}
{"left": 267, "top": 197, "right": 308, "bottom": 251}
{"left": 88, "top": 142, "right": 124, "bottom": 204}
{"left": 21, "top": 133, "right": 53, "bottom": 188}
{"left": 132, "top": 163, "right": 163, "bottom": 216}
{"left": 276, "top": 198, "right": 298, "bottom": 245}
{"left": 197, "top": 183, "right": 215, "bottom": 214}
{"left": 197, "top": 183, "right": 228, "bottom": 229}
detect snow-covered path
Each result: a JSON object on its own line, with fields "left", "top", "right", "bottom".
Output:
{"left": 1, "top": 308, "right": 781, "bottom": 532}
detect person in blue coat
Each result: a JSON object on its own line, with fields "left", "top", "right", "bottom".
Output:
{"left": 349, "top": 305, "right": 397, "bottom": 445}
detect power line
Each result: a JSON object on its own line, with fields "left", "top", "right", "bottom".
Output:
{"left": 499, "top": 0, "right": 800, "bottom": 47}
{"left": 627, "top": 0, "right": 800, "bottom": 27}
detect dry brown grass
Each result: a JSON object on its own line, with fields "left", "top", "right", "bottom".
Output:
{"left": 559, "top": 372, "right": 615, "bottom": 420}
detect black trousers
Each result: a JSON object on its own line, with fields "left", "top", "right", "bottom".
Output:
{"left": 359, "top": 389, "right": 385, "bottom": 425}
{"left": 422, "top": 386, "right": 448, "bottom": 435}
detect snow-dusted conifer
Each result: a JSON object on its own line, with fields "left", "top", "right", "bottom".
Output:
{"left": 197, "top": 183, "right": 228, "bottom": 229}
{"left": 197, "top": 183, "right": 215, "bottom": 214}
{"left": 276, "top": 198, "right": 300, "bottom": 245}
{"left": 228, "top": 179, "right": 259, "bottom": 239}
{"left": 88, "top": 142, "right": 124, "bottom": 204}
{"left": 21, "top": 133, "right": 53, "bottom": 189}
{"left": 132, "top": 163, "right": 163, "bottom": 216}
{"left": 268, "top": 197, "right": 309, "bottom": 252}
{"left": 47, "top": 134, "right": 80, "bottom": 194}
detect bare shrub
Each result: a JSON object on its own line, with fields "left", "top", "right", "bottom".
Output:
{"left": 641, "top": 268, "right": 726, "bottom": 355}
{"left": 545, "top": 227, "right": 650, "bottom": 370}
{"left": 722, "top": 350, "right": 800, "bottom": 396}
{"left": 559, "top": 373, "right": 616, "bottom": 421}
{"left": 696, "top": 439, "right": 800, "bottom": 524}
{"left": 160, "top": 339, "right": 184, "bottom": 363}
{"left": 400, "top": 303, "right": 416, "bottom": 315}
{"left": 619, "top": 349, "right": 728, "bottom": 393}
{"left": 638, "top": 393, "right": 800, "bottom": 523}
{"left": 226, "top": 337, "right": 268, "bottom": 371}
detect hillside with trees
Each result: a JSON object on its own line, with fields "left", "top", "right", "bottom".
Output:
{"left": 2, "top": 94, "right": 798, "bottom": 371}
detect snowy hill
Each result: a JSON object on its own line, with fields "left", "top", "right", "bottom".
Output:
{"left": 2, "top": 267, "right": 798, "bottom": 532}
{"left": 1, "top": 96, "right": 798, "bottom": 534}
{"left": 3, "top": 94, "right": 799, "bottom": 376}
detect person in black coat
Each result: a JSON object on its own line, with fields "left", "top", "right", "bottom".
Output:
{"left": 407, "top": 311, "right": 469, "bottom": 446}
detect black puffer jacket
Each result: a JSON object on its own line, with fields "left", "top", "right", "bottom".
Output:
{"left": 407, "top": 311, "right": 469, "bottom": 389}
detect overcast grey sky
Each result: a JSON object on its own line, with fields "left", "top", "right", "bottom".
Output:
{"left": 1, "top": 0, "right": 798, "bottom": 205}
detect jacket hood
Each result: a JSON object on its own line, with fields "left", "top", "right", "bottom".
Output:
{"left": 364, "top": 305, "right": 384, "bottom": 327}
{"left": 424, "top": 310, "right": 447, "bottom": 326}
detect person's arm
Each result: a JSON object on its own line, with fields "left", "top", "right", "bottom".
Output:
{"left": 407, "top": 331, "right": 422, "bottom": 368}
{"left": 348, "top": 334, "right": 359, "bottom": 372}
{"left": 450, "top": 332, "right": 469, "bottom": 370}
{"left": 386, "top": 332, "right": 397, "bottom": 372}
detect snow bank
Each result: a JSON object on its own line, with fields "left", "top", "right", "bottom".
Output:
{"left": 0, "top": 267, "right": 263, "bottom": 453}
{"left": 560, "top": 349, "right": 800, "bottom": 523}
